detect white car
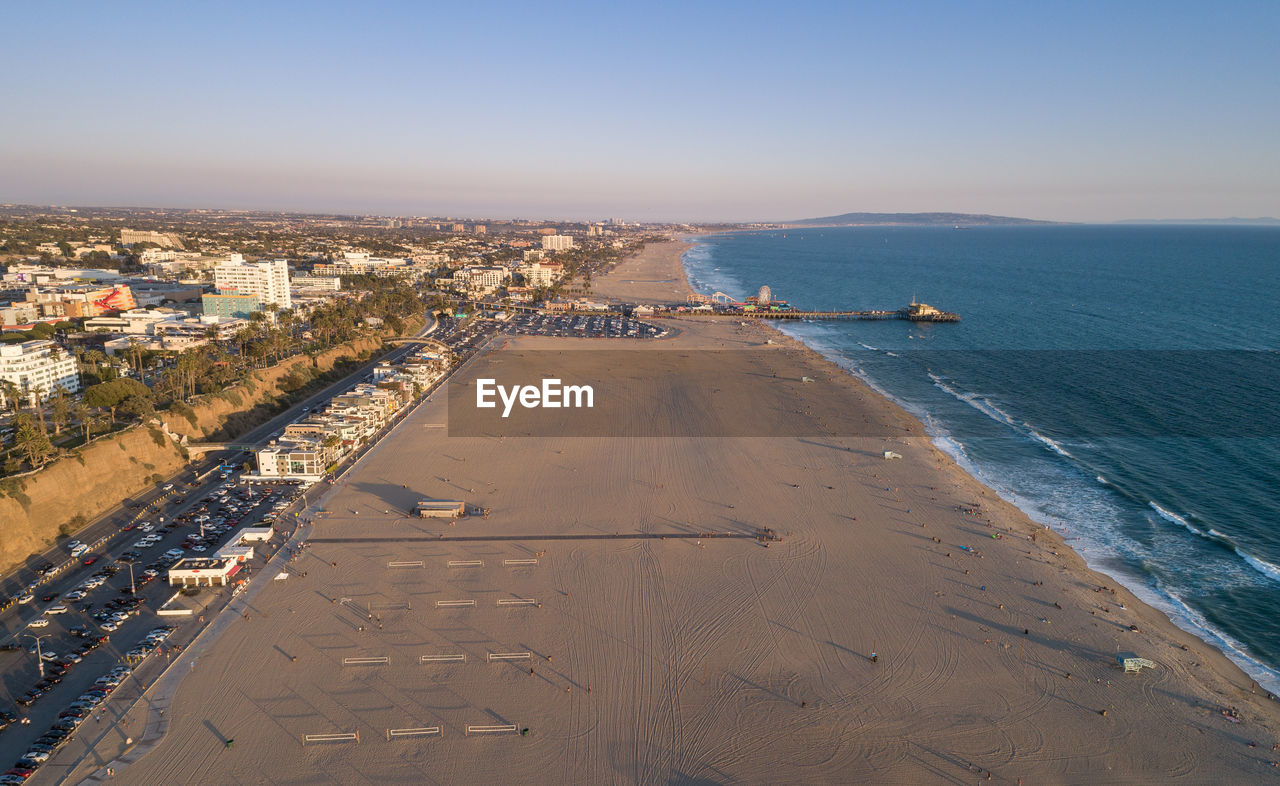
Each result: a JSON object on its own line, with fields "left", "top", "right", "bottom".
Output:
{"left": 100, "top": 621, "right": 118, "bottom": 631}
{"left": 17, "top": 593, "right": 34, "bottom": 604}
{"left": 139, "top": 523, "right": 154, "bottom": 532}
{"left": 65, "top": 590, "right": 87, "bottom": 601}
{"left": 66, "top": 540, "right": 82, "bottom": 551}
{"left": 27, "top": 618, "right": 49, "bottom": 628}
{"left": 40, "top": 651, "right": 57, "bottom": 661}
{"left": 45, "top": 604, "right": 68, "bottom": 615}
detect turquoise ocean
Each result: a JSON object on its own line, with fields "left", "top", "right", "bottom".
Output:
{"left": 682, "top": 225, "right": 1280, "bottom": 692}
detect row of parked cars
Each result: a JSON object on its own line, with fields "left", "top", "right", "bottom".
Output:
{"left": 0, "top": 477, "right": 303, "bottom": 779}
{"left": 1, "top": 626, "right": 175, "bottom": 783}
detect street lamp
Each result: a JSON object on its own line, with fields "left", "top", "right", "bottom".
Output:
{"left": 129, "top": 561, "right": 136, "bottom": 595}
{"left": 24, "top": 633, "right": 51, "bottom": 679}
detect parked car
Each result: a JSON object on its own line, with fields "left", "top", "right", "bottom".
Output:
{"left": 26, "top": 619, "right": 48, "bottom": 629}
{"left": 44, "top": 605, "right": 68, "bottom": 615}
{"left": 15, "top": 692, "right": 41, "bottom": 707}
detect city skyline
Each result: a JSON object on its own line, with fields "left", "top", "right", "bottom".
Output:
{"left": 3, "top": 1, "right": 1278, "bottom": 223}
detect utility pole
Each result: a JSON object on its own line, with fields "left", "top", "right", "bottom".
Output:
{"left": 25, "top": 634, "right": 51, "bottom": 679}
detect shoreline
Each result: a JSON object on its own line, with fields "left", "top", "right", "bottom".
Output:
{"left": 673, "top": 232, "right": 1280, "bottom": 696}
{"left": 668, "top": 233, "right": 1280, "bottom": 691}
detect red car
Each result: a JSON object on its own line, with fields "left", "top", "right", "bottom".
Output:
{"left": 82, "top": 556, "right": 99, "bottom": 566}
{"left": 122, "top": 524, "right": 136, "bottom": 531}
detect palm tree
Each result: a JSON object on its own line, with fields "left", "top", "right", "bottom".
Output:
{"left": 50, "top": 387, "right": 70, "bottom": 435}
{"left": 0, "top": 380, "right": 20, "bottom": 415}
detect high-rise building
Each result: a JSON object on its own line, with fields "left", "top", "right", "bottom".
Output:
{"left": 213, "top": 254, "right": 291, "bottom": 310}
{"left": 0, "top": 340, "right": 80, "bottom": 405}
{"left": 541, "top": 235, "right": 575, "bottom": 251}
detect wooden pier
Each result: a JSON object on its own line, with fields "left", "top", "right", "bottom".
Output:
{"left": 683, "top": 291, "right": 959, "bottom": 322}
{"left": 712, "top": 307, "right": 959, "bottom": 322}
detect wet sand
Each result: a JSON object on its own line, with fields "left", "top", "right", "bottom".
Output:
{"left": 79, "top": 238, "right": 1280, "bottom": 784}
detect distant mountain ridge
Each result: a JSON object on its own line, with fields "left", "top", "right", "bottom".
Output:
{"left": 790, "top": 212, "right": 1055, "bottom": 226}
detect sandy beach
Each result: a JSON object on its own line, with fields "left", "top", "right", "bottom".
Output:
{"left": 72, "top": 238, "right": 1280, "bottom": 784}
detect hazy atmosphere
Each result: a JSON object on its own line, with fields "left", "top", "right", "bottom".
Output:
{"left": 4, "top": 0, "right": 1278, "bottom": 222}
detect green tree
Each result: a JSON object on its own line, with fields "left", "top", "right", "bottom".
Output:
{"left": 13, "top": 413, "right": 53, "bottom": 468}
{"left": 0, "top": 380, "right": 21, "bottom": 415}
{"left": 82, "top": 378, "right": 151, "bottom": 424}
{"left": 74, "top": 402, "right": 93, "bottom": 442}
{"left": 50, "top": 387, "right": 71, "bottom": 435}
{"left": 118, "top": 394, "right": 155, "bottom": 420}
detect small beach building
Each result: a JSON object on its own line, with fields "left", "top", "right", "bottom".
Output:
{"left": 417, "top": 499, "right": 466, "bottom": 518}
{"left": 168, "top": 557, "right": 240, "bottom": 587}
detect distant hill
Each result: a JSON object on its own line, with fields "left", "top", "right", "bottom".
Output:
{"left": 1114, "top": 217, "right": 1280, "bottom": 226}
{"left": 790, "top": 212, "right": 1054, "bottom": 226}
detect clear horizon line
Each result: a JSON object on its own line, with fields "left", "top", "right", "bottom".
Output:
{"left": 2, "top": 199, "right": 1278, "bottom": 227}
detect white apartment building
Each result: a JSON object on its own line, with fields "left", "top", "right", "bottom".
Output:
{"left": 152, "top": 314, "right": 248, "bottom": 342}
{"left": 311, "top": 252, "right": 423, "bottom": 279}
{"left": 291, "top": 275, "right": 341, "bottom": 291}
{"left": 256, "top": 438, "right": 331, "bottom": 481}
{"left": 0, "top": 340, "right": 80, "bottom": 405}
{"left": 521, "top": 261, "right": 564, "bottom": 288}
{"left": 541, "top": 235, "right": 575, "bottom": 251}
{"left": 451, "top": 265, "right": 510, "bottom": 294}
{"left": 214, "top": 254, "right": 291, "bottom": 310}
{"left": 84, "top": 307, "right": 185, "bottom": 335}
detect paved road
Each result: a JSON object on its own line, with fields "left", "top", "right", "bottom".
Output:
{"left": 0, "top": 315, "right": 436, "bottom": 641}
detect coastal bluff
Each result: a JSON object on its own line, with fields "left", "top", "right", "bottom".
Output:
{"left": 0, "top": 333, "right": 387, "bottom": 577}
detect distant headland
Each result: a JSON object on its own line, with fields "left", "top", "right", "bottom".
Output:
{"left": 788, "top": 211, "right": 1057, "bottom": 226}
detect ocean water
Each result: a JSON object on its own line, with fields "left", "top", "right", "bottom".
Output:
{"left": 682, "top": 225, "right": 1280, "bottom": 692}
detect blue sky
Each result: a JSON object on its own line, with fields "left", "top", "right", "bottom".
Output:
{"left": 3, "top": 1, "right": 1278, "bottom": 222}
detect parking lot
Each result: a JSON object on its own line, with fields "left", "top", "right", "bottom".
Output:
{"left": 0, "top": 476, "right": 306, "bottom": 782}
{"left": 504, "top": 313, "right": 667, "bottom": 339}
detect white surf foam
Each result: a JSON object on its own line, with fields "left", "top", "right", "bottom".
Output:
{"left": 1150, "top": 501, "right": 1206, "bottom": 537}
